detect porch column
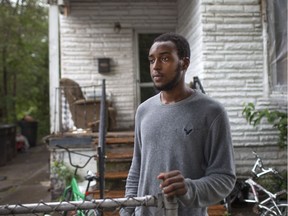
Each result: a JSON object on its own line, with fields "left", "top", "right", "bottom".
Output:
{"left": 49, "top": 2, "right": 60, "bottom": 133}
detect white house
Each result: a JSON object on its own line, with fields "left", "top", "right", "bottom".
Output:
{"left": 47, "top": 0, "right": 287, "bottom": 176}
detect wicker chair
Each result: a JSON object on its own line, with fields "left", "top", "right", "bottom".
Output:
{"left": 60, "top": 78, "right": 116, "bottom": 131}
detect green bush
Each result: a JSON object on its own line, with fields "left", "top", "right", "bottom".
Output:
{"left": 51, "top": 160, "right": 80, "bottom": 185}
{"left": 242, "top": 103, "right": 287, "bottom": 148}
{"left": 256, "top": 171, "right": 287, "bottom": 200}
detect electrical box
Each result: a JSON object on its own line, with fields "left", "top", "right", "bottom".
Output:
{"left": 98, "top": 58, "right": 110, "bottom": 73}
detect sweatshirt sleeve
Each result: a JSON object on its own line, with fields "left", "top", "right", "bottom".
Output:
{"left": 178, "top": 110, "right": 236, "bottom": 207}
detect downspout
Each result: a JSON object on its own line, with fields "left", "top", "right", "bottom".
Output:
{"left": 48, "top": 1, "right": 60, "bottom": 133}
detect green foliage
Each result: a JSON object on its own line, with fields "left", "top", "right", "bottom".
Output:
{"left": 51, "top": 160, "right": 80, "bottom": 185}
{"left": 242, "top": 103, "right": 287, "bottom": 148}
{"left": 0, "top": 0, "right": 50, "bottom": 139}
{"left": 256, "top": 171, "right": 287, "bottom": 200}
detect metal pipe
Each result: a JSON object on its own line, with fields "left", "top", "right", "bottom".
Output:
{"left": 98, "top": 79, "right": 106, "bottom": 199}
{"left": 0, "top": 196, "right": 157, "bottom": 215}
{"left": 163, "top": 195, "right": 178, "bottom": 216}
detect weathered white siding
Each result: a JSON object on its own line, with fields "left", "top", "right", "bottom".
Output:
{"left": 177, "top": 0, "right": 204, "bottom": 80}
{"left": 57, "top": 0, "right": 287, "bottom": 175}
{"left": 59, "top": 0, "right": 177, "bottom": 130}
{"left": 177, "top": 0, "right": 287, "bottom": 174}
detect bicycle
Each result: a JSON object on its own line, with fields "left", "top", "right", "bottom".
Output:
{"left": 56, "top": 145, "right": 100, "bottom": 216}
{"left": 229, "top": 151, "right": 287, "bottom": 216}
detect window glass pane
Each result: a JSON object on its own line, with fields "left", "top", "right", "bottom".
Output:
{"left": 267, "top": 0, "right": 287, "bottom": 91}
{"left": 140, "top": 86, "right": 159, "bottom": 103}
{"left": 138, "top": 33, "right": 162, "bottom": 103}
{"left": 138, "top": 34, "right": 161, "bottom": 83}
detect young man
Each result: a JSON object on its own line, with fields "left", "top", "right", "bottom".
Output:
{"left": 120, "top": 32, "right": 236, "bottom": 215}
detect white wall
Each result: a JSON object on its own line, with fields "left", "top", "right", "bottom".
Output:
{"left": 57, "top": 0, "right": 287, "bottom": 175}
{"left": 177, "top": 0, "right": 204, "bottom": 81}
{"left": 59, "top": 0, "right": 177, "bottom": 130}
{"left": 177, "top": 0, "right": 287, "bottom": 174}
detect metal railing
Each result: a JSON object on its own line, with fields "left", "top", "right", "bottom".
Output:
{"left": 0, "top": 193, "right": 178, "bottom": 215}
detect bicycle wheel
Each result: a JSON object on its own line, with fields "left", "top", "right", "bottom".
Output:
{"left": 260, "top": 202, "right": 288, "bottom": 216}
{"left": 63, "top": 187, "right": 73, "bottom": 201}
{"left": 63, "top": 188, "right": 75, "bottom": 216}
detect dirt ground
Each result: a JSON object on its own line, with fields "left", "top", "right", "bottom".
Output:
{"left": 230, "top": 202, "right": 258, "bottom": 216}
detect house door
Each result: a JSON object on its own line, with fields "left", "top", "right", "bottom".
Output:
{"left": 137, "top": 33, "right": 162, "bottom": 103}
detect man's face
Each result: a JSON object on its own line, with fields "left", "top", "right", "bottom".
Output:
{"left": 148, "top": 41, "right": 183, "bottom": 91}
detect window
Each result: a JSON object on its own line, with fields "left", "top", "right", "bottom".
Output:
{"left": 267, "top": 0, "right": 287, "bottom": 92}
{"left": 138, "top": 33, "right": 161, "bottom": 103}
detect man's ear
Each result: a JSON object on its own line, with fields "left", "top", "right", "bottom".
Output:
{"left": 181, "top": 57, "right": 190, "bottom": 70}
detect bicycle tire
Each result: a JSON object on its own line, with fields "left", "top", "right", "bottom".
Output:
{"left": 64, "top": 187, "right": 73, "bottom": 201}
{"left": 260, "top": 202, "right": 288, "bottom": 216}
{"left": 63, "top": 188, "right": 74, "bottom": 216}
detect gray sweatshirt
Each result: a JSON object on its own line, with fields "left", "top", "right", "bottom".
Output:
{"left": 120, "top": 91, "right": 236, "bottom": 216}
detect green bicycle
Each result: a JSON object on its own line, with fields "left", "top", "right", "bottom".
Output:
{"left": 57, "top": 145, "right": 100, "bottom": 216}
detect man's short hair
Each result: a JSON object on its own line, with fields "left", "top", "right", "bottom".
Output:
{"left": 153, "top": 32, "right": 190, "bottom": 59}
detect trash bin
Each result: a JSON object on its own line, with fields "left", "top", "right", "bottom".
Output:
{"left": 18, "top": 120, "right": 38, "bottom": 147}
{"left": 0, "top": 124, "right": 17, "bottom": 166}
{"left": 0, "top": 126, "right": 7, "bottom": 166}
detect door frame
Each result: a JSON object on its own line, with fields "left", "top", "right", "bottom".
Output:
{"left": 133, "top": 30, "right": 172, "bottom": 107}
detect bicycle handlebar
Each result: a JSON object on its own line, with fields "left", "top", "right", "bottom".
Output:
{"left": 56, "top": 145, "right": 97, "bottom": 169}
{"left": 251, "top": 151, "right": 283, "bottom": 179}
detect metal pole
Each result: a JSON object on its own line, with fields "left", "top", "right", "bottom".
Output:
{"left": 97, "top": 146, "right": 104, "bottom": 200}
{"left": 0, "top": 196, "right": 157, "bottom": 215}
{"left": 98, "top": 79, "right": 106, "bottom": 199}
{"left": 163, "top": 195, "right": 178, "bottom": 216}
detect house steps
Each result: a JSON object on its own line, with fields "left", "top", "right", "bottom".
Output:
{"left": 92, "top": 131, "right": 134, "bottom": 201}
{"left": 90, "top": 189, "right": 125, "bottom": 198}
{"left": 104, "top": 170, "right": 129, "bottom": 179}
{"left": 92, "top": 131, "right": 227, "bottom": 216}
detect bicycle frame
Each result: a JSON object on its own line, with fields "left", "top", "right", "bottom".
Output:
{"left": 241, "top": 152, "right": 287, "bottom": 215}
{"left": 57, "top": 145, "right": 98, "bottom": 216}
{"left": 62, "top": 177, "right": 89, "bottom": 216}
{"left": 63, "top": 178, "right": 86, "bottom": 202}
{"left": 244, "top": 178, "right": 284, "bottom": 214}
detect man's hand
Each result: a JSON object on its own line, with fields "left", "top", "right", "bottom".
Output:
{"left": 157, "top": 170, "right": 188, "bottom": 198}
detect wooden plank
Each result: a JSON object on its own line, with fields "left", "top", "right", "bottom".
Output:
{"left": 91, "top": 189, "right": 125, "bottom": 199}
{"left": 104, "top": 171, "right": 128, "bottom": 179}
{"left": 106, "top": 131, "right": 134, "bottom": 138}
{"left": 93, "top": 131, "right": 134, "bottom": 145}
{"left": 105, "top": 137, "right": 134, "bottom": 144}
{"left": 93, "top": 131, "right": 134, "bottom": 138}
{"left": 106, "top": 152, "right": 133, "bottom": 160}
{"left": 208, "top": 205, "right": 227, "bottom": 216}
